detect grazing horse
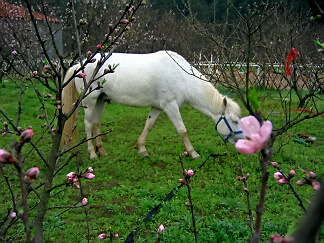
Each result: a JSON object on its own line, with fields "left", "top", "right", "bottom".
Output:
{"left": 62, "top": 51, "right": 244, "bottom": 159}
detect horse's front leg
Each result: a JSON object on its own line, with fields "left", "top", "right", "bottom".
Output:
{"left": 164, "top": 103, "right": 200, "bottom": 159}
{"left": 136, "top": 107, "right": 161, "bottom": 157}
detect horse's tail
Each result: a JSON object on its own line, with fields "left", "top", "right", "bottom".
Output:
{"left": 62, "top": 66, "right": 79, "bottom": 147}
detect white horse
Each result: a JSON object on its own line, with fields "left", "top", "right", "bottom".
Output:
{"left": 62, "top": 51, "right": 245, "bottom": 159}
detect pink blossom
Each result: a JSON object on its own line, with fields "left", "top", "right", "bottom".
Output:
{"left": 312, "top": 181, "right": 320, "bottom": 190}
{"left": 97, "top": 44, "right": 102, "bottom": 49}
{"left": 10, "top": 212, "right": 16, "bottom": 218}
{"left": 114, "top": 234, "right": 119, "bottom": 238}
{"left": 37, "top": 115, "right": 44, "bottom": 119}
{"left": 0, "top": 149, "right": 15, "bottom": 164}
{"left": 187, "top": 170, "right": 194, "bottom": 177}
{"left": 11, "top": 50, "right": 18, "bottom": 55}
{"left": 98, "top": 234, "right": 108, "bottom": 239}
{"left": 87, "top": 167, "right": 93, "bottom": 172}
{"left": 185, "top": 202, "right": 191, "bottom": 207}
{"left": 83, "top": 173, "right": 95, "bottom": 179}
{"left": 235, "top": 116, "right": 272, "bottom": 154}
{"left": 158, "top": 224, "right": 164, "bottom": 233}
{"left": 274, "top": 172, "right": 283, "bottom": 181}
{"left": 32, "top": 71, "right": 38, "bottom": 76}
{"left": 26, "top": 167, "right": 39, "bottom": 182}
{"left": 87, "top": 50, "right": 92, "bottom": 56}
{"left": 82, "top": 198, "right": 88, "bottom": 206}
{"left": 20, "top": 128, "right": 34, "bottom": 143}
{"left": 66, "top": 172, "right": 76, "bottom": 179}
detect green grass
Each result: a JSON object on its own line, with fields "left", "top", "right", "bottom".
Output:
{"left": 0, "top": 81, "right": 323, "bottom": 242}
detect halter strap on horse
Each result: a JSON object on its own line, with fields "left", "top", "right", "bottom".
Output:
{"left": 215, "top": 113, "right": 243, "bottom": 142}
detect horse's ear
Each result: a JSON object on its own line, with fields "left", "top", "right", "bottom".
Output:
{"left": 223, "top": 97, "right": 227, "bottom": 107}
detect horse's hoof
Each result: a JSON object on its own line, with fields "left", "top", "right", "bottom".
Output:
{"left": 139, "top": 150, "right": 149, "bottom": 157}
{"left": 191, "top": 152, "right": 200, "bottom": 159}
{"left": 98, "top": 149, "right": 108, "bottom": 157}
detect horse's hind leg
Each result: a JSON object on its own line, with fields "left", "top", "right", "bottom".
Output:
{"left": 84, "top": 96, "right": 107, "bottom": 160}
{"left": 136, "top": 107, "right": 161, "bottom": 157}
{"left": 92, "top": 97, "right": 108, "bottom": 157}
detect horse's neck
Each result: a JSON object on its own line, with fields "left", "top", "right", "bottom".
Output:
{"left": 187, "top": 81, "right": 224, "bottom": 120}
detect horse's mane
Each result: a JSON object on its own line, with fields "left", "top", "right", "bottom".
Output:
{"left": 201, "top": 82, "right": 241, "bottom": 116}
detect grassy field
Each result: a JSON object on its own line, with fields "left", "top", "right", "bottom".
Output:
{"left": 0, "top": 80, "right": 323, "bottom": 242}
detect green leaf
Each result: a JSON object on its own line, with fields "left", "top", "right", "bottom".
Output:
{"left": 248, "top": 86, "right": 260, "bottom": 111}
{"left": 314, "top": 39, "right": 324, "bottom": 48}
{"left": 45, "top": 58, "right": 50, "bottom": 65}
{"left": 102, "top": 79, "right": 106, "bottom": 85}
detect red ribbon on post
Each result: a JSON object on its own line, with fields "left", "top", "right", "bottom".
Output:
{"left": 284, "top": 48, "right": 299, "bottom": 76}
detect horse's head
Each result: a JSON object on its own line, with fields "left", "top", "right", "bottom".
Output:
{"left": 215, "top": 97, "right": 245, "bottom": 144}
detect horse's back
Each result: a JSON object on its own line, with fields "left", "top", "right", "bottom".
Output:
{"left": 74, "top": 51, "right": 203, "bottom": 108}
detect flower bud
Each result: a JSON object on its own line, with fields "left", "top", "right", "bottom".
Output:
{"left": 185, "top": 202, "right": 191, "bottom": 207}
{"left": 309, "top": 171, "right": 316, "bottom": 180}
{"left": 76, "top": 73, "right": 87, "bottom": 78}
{"left": 288, "top": 169, "right": 295, "bottom": 178}
{"left": 270, "top": 161, "right": 279, "bottom": 168}
{"left": 0, "top": 149, "right": 15, "bottom": 164}
{"left": 187, "top": 170, "right": 194, "bottom": 177}
{"left": 25, "top": 167, "right": 40, "bottom": 182}
{"left": 87, "top": 167, "right": 93, "bottom": 172}
{"left": 10, "top": 212, "right": 16, "bottom": 218}
{"left": 158, "top": 224, "right": 164, "bottom": 234}
{"left": 277, "top": 178, "right": 287, "bottom": 184}
{"left": 312, "top": 180, "right": 320, "bottom": 190}
{"left": 12, "top": 50, "right": 18, "bottom": 56}
{"left": 296, "top": 180, "right": 305, "bottom": 186}
{"left": 73, "top": 183, "right": 80, "bottom": 189}
{"left": 83, "top": 173, "right": 95, "bottom": 179}
{"left": 98, "top": 234, "right": 109, "bottom": 239}
{"left": 20, "top": 128, "right": 34, "bottom": 143}
{"left": 114, "top": 234, "right": 119, "bottom": 238}
{"left": 270, "top": 233, "right": 282, "bottom": 243}
{"left": 182, "top": 151, "right": 189, "bottom": 157}
{"left": 66, "top": 172, "right": 77, "bottom": 179}
{"left": 3, "top": 122, "right": 8, "bottom": 128}
{"left": 97, "top": 44, "right": 102, "bottom": 50}
{"left": 37, "top": 115, "right": 44, "bottom": 119}
{"left": 82, "top": 198, "right": 88, "bottom": 206}
{"left": 178, "top": 179, "right": 186, "bottom": 184}
{"left": 32, "top": 71, "right": 38, "bottom": 76}
{"left": 120, "top": 19, "right": 129, "bottom": 24}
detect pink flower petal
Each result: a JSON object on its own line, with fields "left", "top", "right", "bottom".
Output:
{"left": 239, "top": 116, "right": 260, "bottom": 138}
{"left": 235, "top": 139, "right": 257, "bottom": 154}
{"left": 260, "top": 121, "right": 272, "bottom": 143}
